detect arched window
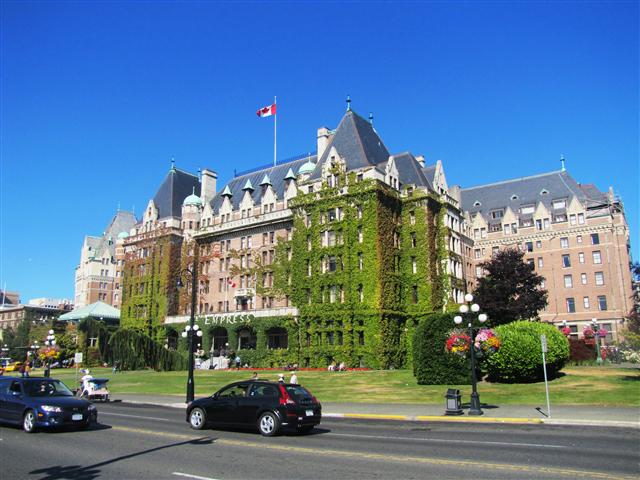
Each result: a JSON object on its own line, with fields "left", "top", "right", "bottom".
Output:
{"left": 237, "top": 327, "right": 257, "bottom": 350}
{"left": 210, "top": 327, "right": 229, "bottom": 353}
{"left": 266, "top": 327, "right": 288, "bottom": 349}
{"left": 166, "top": 330, "right": 178, "bottom": 350}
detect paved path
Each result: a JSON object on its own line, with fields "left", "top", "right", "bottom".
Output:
{"left": 113, "top": 393, "right": 640, "bottom": 428}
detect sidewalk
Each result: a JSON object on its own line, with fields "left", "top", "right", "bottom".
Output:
{"left": 113, "top": 393, "right": 640, "bottom": 428}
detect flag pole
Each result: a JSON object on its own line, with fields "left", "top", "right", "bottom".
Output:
{"left": 273, "top": 96, "right": 277, "bottom": 166}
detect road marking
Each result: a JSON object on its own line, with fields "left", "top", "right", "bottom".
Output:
{"left": 327, "top": 432, "right": 567, "bottom": 449}
{"left": 173, "top": 473, "right": 219, "bottom": 480}
{"left": 111, "top": 426, "right": 634, "bottom": 480}
{"left": 100, "top": 412, "right": 170, "bottom": 422}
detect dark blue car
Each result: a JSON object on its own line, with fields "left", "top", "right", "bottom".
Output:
{"left": 0, "top": 377, "right": 98, "bottom": 432}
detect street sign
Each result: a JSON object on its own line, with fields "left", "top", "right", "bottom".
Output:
{"left": 74, "top": 352, "right": 83, "bottom": 364}
{"left": 540, "top": 334, "right": 551, "bottom": 418}
{"left": 540, "top": 334, "right": 548, "bottom": 353}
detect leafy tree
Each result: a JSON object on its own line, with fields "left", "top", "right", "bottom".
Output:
{"left": 622, "top": 262, "right": 640, "bottom": 348}
{"left": 473, "top": 248, "right": 548, "bottom": 327}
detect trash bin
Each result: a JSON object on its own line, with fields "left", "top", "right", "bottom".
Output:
{"left": 444, "top": 388, "right": 463, "bottom": 416}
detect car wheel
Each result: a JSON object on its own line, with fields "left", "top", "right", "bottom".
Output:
{"left": 258, "top": 411, "right": 280, "bottom": 437}
{"left": 189, "top": 408, "right": 206, "bottom": 430}
{"left": 297, "top": 425, "right": 314, "bottom": 434}
{"left": 23, "top": 410, "right": 37, "bottom": 433}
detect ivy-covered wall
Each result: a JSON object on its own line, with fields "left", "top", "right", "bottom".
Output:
{"left": 120, "top": 233, "right": 182, "bottom": 340}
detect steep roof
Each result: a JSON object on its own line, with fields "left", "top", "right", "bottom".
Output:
{"left": 153, "top": 167, "right": 201, "bottom": 218}
{"left": 308, "top": 110, "right": 390, "bottom": 180}
{"left": 392, "top": 152, "right": 433, "bottom": 189}
{"left": 460, "top": 170, "right": 603, "bottom": 220}
{"left": 210, "top": 156, "right": 312, "bottom": 212}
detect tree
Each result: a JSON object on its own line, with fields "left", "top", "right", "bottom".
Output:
{"left": 473, "top": 248, "right": 548, "bottom": 327}
{"left": 622, "top": 262, "right": 640, "bottom": 347}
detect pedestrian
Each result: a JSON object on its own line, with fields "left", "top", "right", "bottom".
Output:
{"left": 251, "top": 372, "right": 259, "bottom": 380}
{"left": 24, "top": 361, "right": 31, "bottom": 377}
{"left": 113, "top": 361, "right": 119, "bottom": 374}
{"left": 235, "top": 354, "right": 241, "bottom": 370}
{"left": 290, "top": 371, "right": 298, "bottom": 384}
{"left": 44, "top": 362, "right": 51, "bottom": 378}
{"left": 278, "top": 373, "right": 285, "bottom": 383}
{"left": 19, "top": 363, "right": 26, "bottom": 377}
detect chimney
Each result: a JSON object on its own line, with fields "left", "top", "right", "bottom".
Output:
{"left": 201, "top": 168, "right": 217, "bottom": 204}
{"left": 317, "top": 127, "right": 331, "bottom": 160}
{"left": 415, "top": 155, "right": 425, "bottom": 168}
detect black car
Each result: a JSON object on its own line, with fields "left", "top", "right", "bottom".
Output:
{"left": 186, "top": 380, "right": 321, "bottom": 436}
{"left": 0, "top": 377, "right": 98, "bottom": 432}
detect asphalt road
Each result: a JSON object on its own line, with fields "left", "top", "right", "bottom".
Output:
{"left": 1, "top": 402, "right": 638, "bottom": 480}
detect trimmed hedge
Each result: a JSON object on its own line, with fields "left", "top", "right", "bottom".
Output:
{"left": 102, "top": 329, "right": 187, "bottom": 371}
{"left": 413, "top": 313, "right": 471, "bottom": 385}
{"left": 485, "top": 321, "right": 569, "bottom": 383}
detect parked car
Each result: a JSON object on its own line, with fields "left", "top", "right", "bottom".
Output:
{"left": 186, "top": 380, "right": 322, "bottom": 436}
{"left": 0, "top": 377, "right": 98, "bottom": 432}
{"left": 4, "top": 362, "right": 23, "bottom": 372}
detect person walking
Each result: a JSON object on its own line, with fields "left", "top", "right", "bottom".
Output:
{"left": 234, "top": 354, "right": 241, "bottom": 370}
{"left": 290, "top": 371, "right": 298, "bottom": 384}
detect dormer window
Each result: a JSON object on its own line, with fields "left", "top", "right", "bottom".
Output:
{"left": 473, "top": 201, "right": 481, "bottom": 207}
{"left": 552, "top": 199, "right": 567, "bottom": 209}
{"left": 490, "top": 209, "right": 504, "bottom": 219}
{"left": 520, "top": 205, "right": 535, "bottom": 215}
{"left": 540, "top": 189, "right": 549, "bottom": 195}
{"left": 511, "top": 195, "right": 519, "bottom": 201}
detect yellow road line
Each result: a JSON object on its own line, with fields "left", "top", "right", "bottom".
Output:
{"left": 342, "top": 413, "right": 408, "bottom": 420}
{"left": 112, "top": 426, "right": 634, "bottom": 480}
{"left": 416, "top": 415, "right": 544, "bottom": 424}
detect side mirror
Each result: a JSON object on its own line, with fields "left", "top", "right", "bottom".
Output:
{"left": 212, "top": 393, "right": 219, "bottom": 399}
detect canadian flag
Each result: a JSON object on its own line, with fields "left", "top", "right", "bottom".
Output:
{"left": 227, "top": 278, "right": 236, "bottom": 288}
{"left": 256, "top": 103, "right": 276, "bottom": 118}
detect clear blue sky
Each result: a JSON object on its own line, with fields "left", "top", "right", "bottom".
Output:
{"left": 1, "top": 1, "right": 638, "bottom": 302}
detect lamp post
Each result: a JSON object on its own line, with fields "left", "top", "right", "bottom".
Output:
{"left": 1, "top": 344, "right": 8, "bottom": 368}
{"left": 591, "top": 318, "right": 603, "bottom": 364}
{"left": 454, "top": 293, "right": 488, "bottom": 416}
{"left": 177, "top": 260, "right": 199, "bottom": 403}
{"left": 44, "top": 330, "right": 56, "bottom": 377}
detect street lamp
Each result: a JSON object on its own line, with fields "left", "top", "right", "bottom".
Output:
{"left": 591, "top": 318, "right": 603, "bottom": 365}
{"left": 177, "top": 261, "right": 199, "bottom": 403}
{"left": 44, "top": 330, "right": 56, "bottom": 377}
{"left": 454, "top": 293, "right": 488, "bottom": 416}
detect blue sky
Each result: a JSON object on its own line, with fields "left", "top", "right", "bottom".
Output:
{"left": 1, "top": 1, "right": 638, "bottom": 302}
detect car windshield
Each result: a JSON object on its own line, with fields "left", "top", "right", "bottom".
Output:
{"left": 24, "top": 380, "right": 74, "bottom": 397}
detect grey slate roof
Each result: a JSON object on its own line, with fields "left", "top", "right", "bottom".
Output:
{"left": 460, "top": 170, "right": 605, "bottom": 220}
{"left": 422, "top": 165, "right": 436, "bottom": 186}
{"left": 392, "top": 152, "right": 433, "bottom": 189}
{"left": 308, "top": 110, "right": 390, "bottom": 180}
{"left": 210, "top": 157, "right": 313, "bottom": 212}
{"left": 153, "top": 167, "right": 201, "bottom": 218}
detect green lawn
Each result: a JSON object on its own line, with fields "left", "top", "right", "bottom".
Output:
{"left": 27, "top": 365, "right": 640, "bottom": 407}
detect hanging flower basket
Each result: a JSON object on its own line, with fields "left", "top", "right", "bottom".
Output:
{"left": 445, "top": 331, "right": 471, "bottom": 356}
{"left": 445, "top": 329, "right": 500, "bottom": 358}
{"left": 561, "top": 327, "right": 572, "bottom": 336}
{"left": 583, "top": 327, "right": 595, "bottom": 339}
{"left": 37, "top": 346, "right": 61, "bottom": 362}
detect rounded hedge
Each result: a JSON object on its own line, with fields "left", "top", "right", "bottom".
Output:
{"left": 413, "top": 313, "right": 471, "bottom": 385}
{"left": 485, "top": 321, "right": 569, "bottom": 383}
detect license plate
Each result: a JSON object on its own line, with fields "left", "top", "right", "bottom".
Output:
{"left": 305, "top": 409, "right": 314, "bottom": 416}
{"left": 72, "top": 414, "right": 83, "bottom": 421}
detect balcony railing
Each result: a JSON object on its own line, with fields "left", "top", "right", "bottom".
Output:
{"left": 197, "top": 208, "right": 292, "bottom": 236}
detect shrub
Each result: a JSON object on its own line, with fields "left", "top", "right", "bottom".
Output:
{"left": 568, "top": 338, "right": 596, "bottom": 363}
{"left": 486, "top": 321, "right": 569, "bottom": 383}
{"left": 413, "top": 313, "right": 471, "bottom": 385}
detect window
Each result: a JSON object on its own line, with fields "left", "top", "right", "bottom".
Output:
{"left": 595, "top": 272, "right": 604, "bottom": 286}
{"left": 578, "top": 213, "right": 585, "bottom": 224}
{"left": 474, "top": 249, "right": 481, "bottom": 259}
{"left": 306, "top": 260, "right": 311, "bottom": 276}
{"left": 578, "top": 252, "right": 585, "bottom": 264}
{"left": 410, "top": 211, "right": 415, "bottom": 225}
{"left": 552, "top": 199, "right": 566, "bottom": 209}
{"left": 357, "top": 206, "right": 363, "bottom": 219}
{"left": 520, "top": 205, "right": 535, "bottom": 214}
{"left": 560, "top": 237, "right": 569, "bottom": 248}
{"left": 562, "top": 255, "right": 571, "bottom": 267}
{"left": 329, "top": 286, "right": 337, "bottom": 303}
{"left": 537, "top": 257, "right": 543, "bottom": 268}
{"left": 504, "top": 224, "right": 511, "bottom": 235}
{"left": 358, "top": 284, "right": 364, "bottom": 302}
{"left": 592, "top": 251, "right": 602, "bottom": 264}
{"left": 577, "top": 235, "right": 582, "bottom": 244}
{"left": 583, "top": 297, "right": 590, "bottom": 309}
{"left": 358, "top": 227, "right": 363, "bottom": 243}
{"left": 569, "top": 214, "right": 576, "bottom": 226}
{"left": 475, "top": 266, "right": 483, "bottom": 278}
{"left": 564, "top": 275, "right": 573, "bottom": 288}
{"left": 591, "top": 233, "right": 600, "bottom": 245}
{"left": 328, "top": 256, "right": 337, "bottom": 272}
{"left": 358, "top": 253, "right": 364, "bottom": 271}
{"left": 566, "top": 298, "right": 575, "bottom": 313}
{"left": 490, "top": 209, "right": 504, "bottom": 219}
{"left": 410, "top": 232, "right": 416, "bottom": 248}
{"left": 412, "top": 286, "right": 418, "bottom": 304}
{"left": 535, "top": 219, "right": 543, "bottom": 231}
{"left": 525, "top": 242, "right": 533, "bottom": 252}
{"left": 527, "top": 259, "right": 535, "bottom": 269}
{"left": 412, "top": 257, "right": 417, "bottom": 274}
{"left": 597, "top": 295, "right": 608, "bottom": 311}
{"left": 581, "top": 273, "right": 587, "bottom": 285}
{"left": 536, "top": 240, "right": 542, "bottom": 249}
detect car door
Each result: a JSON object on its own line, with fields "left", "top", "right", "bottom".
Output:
{"left": 0, "top": 378, "right": 11, "bottom": 421}
{"left": 4, "top": 380, "right": 25, "bottom": 423}
{"left": 240, "top": 383, "right": 279, "bottom": 425}
{"left": 207, "top": 383, "right": 248, "bottom": 425}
